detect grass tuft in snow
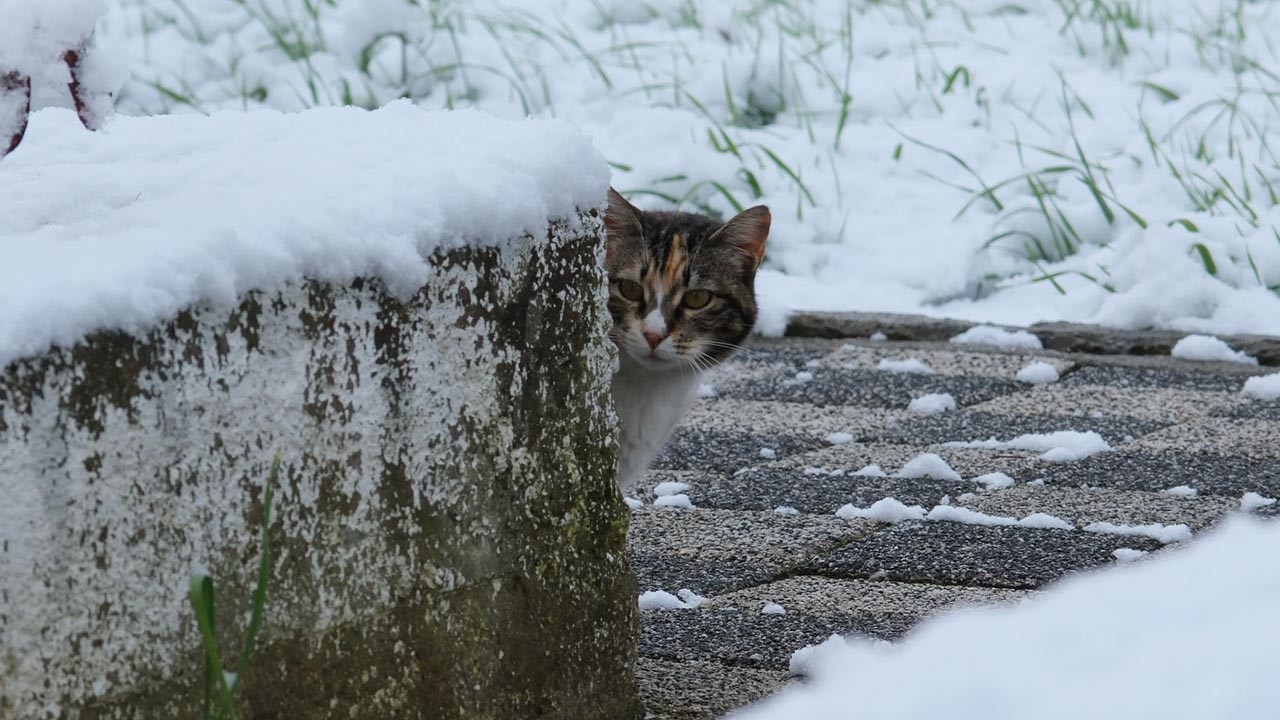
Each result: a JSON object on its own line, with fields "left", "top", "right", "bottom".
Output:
{"left": 190, "top": 454, "right": 279, "bottom": 720}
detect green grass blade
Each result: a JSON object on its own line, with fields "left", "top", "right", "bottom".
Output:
{"left": 190, "top": 574, "right": 236, "bottom": 718}
{"left": 1190, "top": 243, "right": 1218, "bottom": 275}
{"left": 234, "top": 455, "right": 280, "bottom": 683}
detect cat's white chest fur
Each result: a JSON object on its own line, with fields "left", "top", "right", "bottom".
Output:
{"left": 612, "top": 356, "right": 701, "bottom": 492}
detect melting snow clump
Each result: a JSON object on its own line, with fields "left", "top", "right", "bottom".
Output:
{"left": 1240, "top": 492, "right": 1277, "bottom": 512}
{"left": 946, "top": 431, "right": 1111, "bottom": 462}
{"left": 1084, "top": 521, "right": 1191, "bottom": 544}
{"left": 908, "top": 393, "right": 956, "bottom": 416}
{"left": 949, "top": 325, "right": 1043, "bottom": 350}
{"left": 653, "top": 481, "right": 690, "bottom": 497}
{"left": 1170, "top": 335, "right": 1257, "bottom": 365}
{"left": 877, "top": 358, "right": 935, "bottom": 374}
{"left": 895, "top": 453, "right": 961, "bottom": 481}
{"left": 654, "top": 494, "right": 694, "bottom": 509}
{"left": 1016, "top": 361, "right": 1060, "bottom": 385}
{"left": 836, "top": 498, "right": 926, "bottom": 523}
{"left": 973, "top": 472, "right": 1015, "bottom": 491}
{"left": 1112, "top": 548, "right": 1147, "bottom": 563}
{"left": 1241, "top": 374, "right": 1280, "bottom": 400}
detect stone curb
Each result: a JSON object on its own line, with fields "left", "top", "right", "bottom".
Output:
{"left": 785, "top": 311, "right": 1280, "bottom": 366}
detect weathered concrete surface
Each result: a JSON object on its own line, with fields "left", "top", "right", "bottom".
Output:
{"left": 632, "top": 326, "right": 1280, "bottom": 718}
{"left": 0, "top": 214, "right": 644, "bottom": 719}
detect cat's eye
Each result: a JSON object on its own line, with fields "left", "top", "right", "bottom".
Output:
{"left": 617, "top": 279, "right": 644, "bottom": 302}
{"left": 683, "top": 290, "right": 712, "bottom": 309}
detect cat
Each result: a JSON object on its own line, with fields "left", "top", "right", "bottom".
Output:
{"left": 603, "top": 188, "right": 770, "bottom": 493}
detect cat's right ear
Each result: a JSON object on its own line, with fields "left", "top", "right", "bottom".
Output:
{"left": 604, "top": 188, "right": 644, "bottom": 243}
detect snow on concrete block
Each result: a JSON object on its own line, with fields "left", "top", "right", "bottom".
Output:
{"left": 0, "top": 105, "right": 641, "bottom": 718}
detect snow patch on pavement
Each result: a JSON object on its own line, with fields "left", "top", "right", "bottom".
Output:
{"left": 1170, "top": 335, "right": 1257, "bottom": 365}
{"left": 894, "top": 453, "right": 961, "bottom": 481}
{"left": 973, "top": 472, "right": 1015, "bottom": 491}
{"left": 1241, "top": 374, "right": 1280, "bottom": 400}
{"left": 945, "top": 431, "right": 1111, "bottom": 462}
{"left": 1016, "top": 361, "right": 1060, "bottom": 385}
{"left": 1084, "top": 521, "right": 1191, "bottom": 544}
{"left": 876, "top": 358, "right": 934, "bottom": 375}
{"left": 836, "top": 498, "right": 926, "bottom": 523}
{"left": 949, "top": 325, "right": 1042, "bottom": 350}
{"left": 907, "top": 393, "right": 956, "bottom": 416}
{"left": 739, "top": 518, "right": 1280, "bottom": 720}
{"left": 1240, "top": 492, "right": 1277, "bottom": 512}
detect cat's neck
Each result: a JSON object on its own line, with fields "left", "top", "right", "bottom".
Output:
{"left": 612, "top": 355, "right": 703, "bottom": 492}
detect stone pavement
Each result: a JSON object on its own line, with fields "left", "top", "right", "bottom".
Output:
{"left": 628, "top": 319, "right": 1280, "bottom": 719}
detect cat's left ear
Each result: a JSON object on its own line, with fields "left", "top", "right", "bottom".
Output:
{"left": 712, "top": 205, "right": 770, "bottom": 271}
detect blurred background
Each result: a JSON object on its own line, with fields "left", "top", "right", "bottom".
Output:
{"left": 93, "top": 0, "right": 1280, "bottom": 335}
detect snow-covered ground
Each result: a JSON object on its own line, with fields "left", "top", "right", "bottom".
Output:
{"left": 66, "top": 0, "right": 1280, "bottom": 336}
{"left": 736, "top": 517, "right": 1280, "bottom": 720}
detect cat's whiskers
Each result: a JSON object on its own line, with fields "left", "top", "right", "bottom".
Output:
{"left": 696, "top": 339, "right": 761, "bottom": 359}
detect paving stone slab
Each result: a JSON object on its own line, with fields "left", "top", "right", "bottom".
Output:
{"left": 709, "top": 367, "right": 1026, "bottom": 409}
{"left": 627, "top": 507, "right": 874, "bottom": 596}
{"left": 685, "top": 442, "right": 1042, "bottom": 515}
{"left": 968, "top": 384, "right": 1247, "bottom": 424}
{"left": 772, "top": 442, "right": 1042, "bottom": 479}
{"left": 641, "top": 577, "right": 1030, "bottom": 669}
{"left": 640, "top": 606, "right": 867, "bottom": 671}
{"left": 785, "top": 310, "right": 977, "bottom": 342}
{"left": 636, "top": 657, "right": 790, "bottom": 720}
{"left": 1032, "top": 449, "right": 1280, "bottom": 498}
{"left": 962, "top": 484, "right": 1236, "bottom": 531}
{"left": 869, "top": 410, "right": 1164, "bottom": 447}
{"left": 1222, "top": 399, "right": 1280, "bottom": 420}
{"left": 679, "top": 399, "right": 907, "bottom": 443}
{"left": 652, "top": 427, "right": 826, "bottom": 473}
{"left": 632, "top": 469, "right": 726, "bottom": 502}
{"left": 829, "top": 344, "right": 1074, "bottom": 378}
{"left": 1129, "top": 418, "right": 1280, "bottom": 462}
{"left": 1059, "top": 364, "right": 1255, "bottom": 392}
{"left": 730, "top": 337, "right": 850, "bottom": 364}
{"left": 706, "top": 575, "right": 1030, "bottom": 618}
{"left": 689, "top": 469, "right": 971, "bottom": 515}
{"left": 805, "top": 521, "right": 1162, "bottom": 589}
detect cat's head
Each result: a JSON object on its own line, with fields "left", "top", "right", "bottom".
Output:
{"left": 603, "top": 188, "right": 769, "bottom": 372}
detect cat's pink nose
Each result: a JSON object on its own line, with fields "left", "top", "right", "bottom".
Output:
{"left": 643, "top": 330, "right": 665, "bottom": 350}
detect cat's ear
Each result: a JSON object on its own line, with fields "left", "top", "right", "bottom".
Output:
{"left": 604, "top": 187, "right": 644, "bottom": 243}
{"left": 711, "top": 205, "right": 770, "bottom": 271}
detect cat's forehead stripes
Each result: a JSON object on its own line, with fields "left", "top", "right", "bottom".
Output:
{"left": 659, "top": 233, "right": 689, "bottom": 294}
